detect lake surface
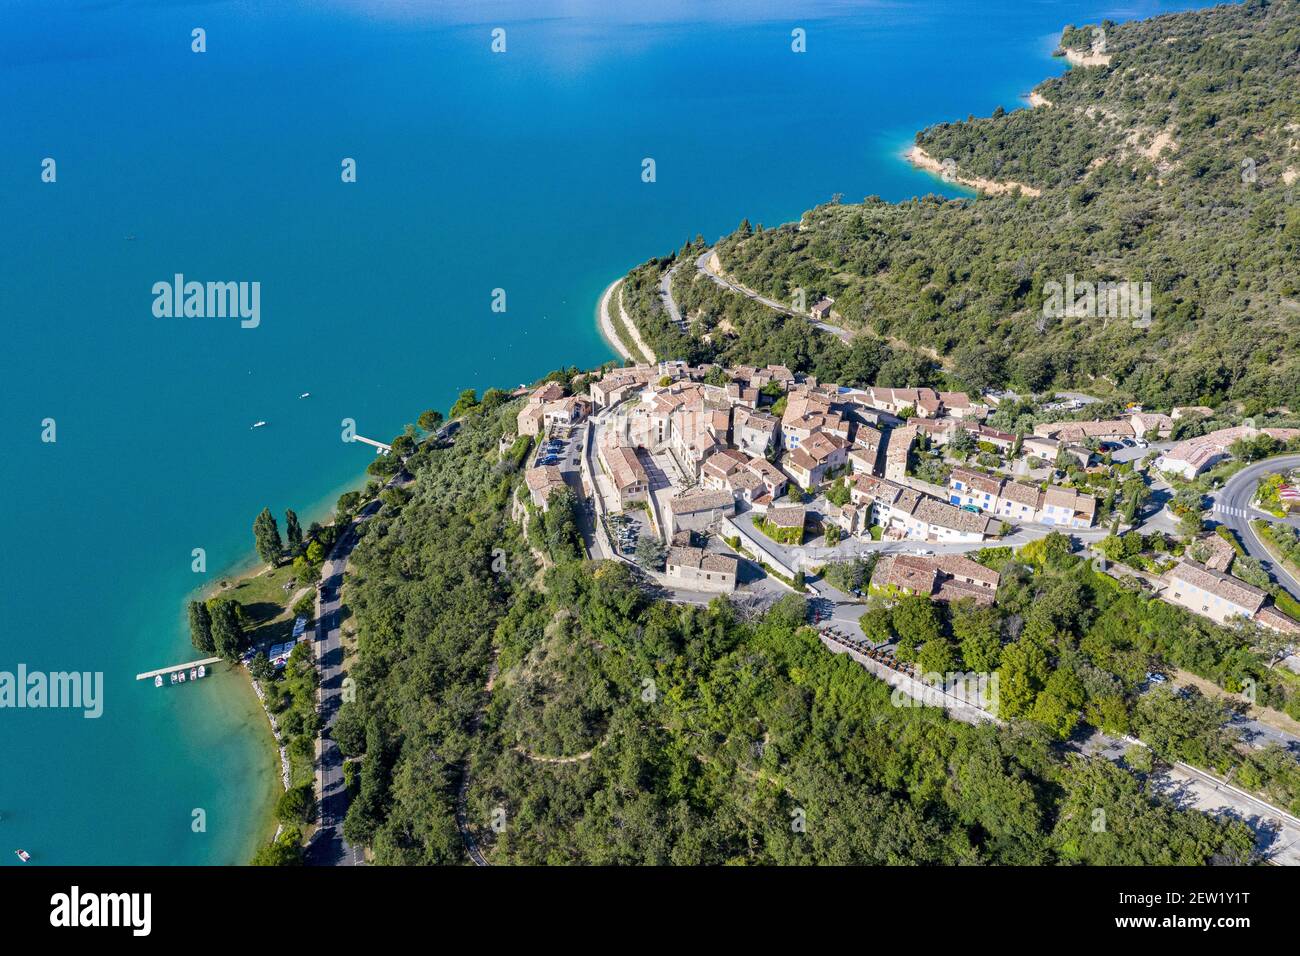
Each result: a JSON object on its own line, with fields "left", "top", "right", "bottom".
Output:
{"left": 0, "top": 0, "right": 1212, "bottom": 864}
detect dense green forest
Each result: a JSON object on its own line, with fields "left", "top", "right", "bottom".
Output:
{"left": 320, "top": 2, "right": 1300, "bottom": 866}
{"left": 622, "top": 0, "right": 1300, "bottom": 410}
{"left": 327, "top": 389, "right": 1270, "bottom": 865}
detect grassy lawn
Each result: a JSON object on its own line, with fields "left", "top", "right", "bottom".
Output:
{"left": 213, "top": 561, "right": 310, "bottom": 649}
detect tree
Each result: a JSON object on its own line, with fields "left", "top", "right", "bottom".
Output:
{"left": 292, "top": 592, "right": 315, "bottom": 620}
{"left": 543, "top": 488, "right": 583, "bottom": 562}
{"left": 449, "top": 388, "right": 479, "bottom": 418}
{"left": 953, "top": 344, "right": 1004, "bottom": 395}
{"left": 917, "top": 636, "right": 957, "bottom": 676}
{"left": 336, "top": 491, "right": 362, "bottom": 520}
{"left": 333, "top": 703, "right": 367, "bottom": 757}
{"left": 824, "top": 556, "right": 875, "bottom": 593}
{"left": 1232, "top": 555, "right": 1270, "bottom": 590}
{"left": 825, "top": 477, "right": 851, "bottom": 507}
{"left": 187, "top": 600, "right": 214, "bottom": 653}
{"left": 892, "top": 595, "right": 941, "bottom": 645}
{"left": 250, "top": 827, "right": 304, "bottom": 866}
{"left": 209, "top": 598, "right": 244, "bottom": 660}
{"left": 996, "top": 639, "right": 1050, "bottom": 719}
{"left": 951, "top": 601, "right": 1002, "bottom": 671}
{"left": 860, "top": 608, "right": 892, "bottom": 643}
{"left": 276, "top": 784, "right": 317, "bottom": 824}
{"left": 417, "top": 409, "right": 444, "bottom": 433}
{"left": 1029, "top": 668, "right": 1085, "bottom": 739}
{"left": 293, "top": 554, "right": 322, "bottom": 586}
{"left": 634, "top": 535, "right": 666, "bottom": 570}
{"left": 253, "top": 507, "right": 283, "bottom": 566}
{"left": 285, "top": 508, "right": 303, "bottom": 555}
{"left": 949, "top": 427, "right": 976, "bottom": 456}
{"left": 250, "top": 651, "right": 274, "bottom": 682}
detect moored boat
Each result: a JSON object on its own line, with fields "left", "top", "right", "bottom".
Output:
{"left": 197, "top": 665, "right": 206, "bottom": 678}
{"left": 154, "top": 675, "right": 163, "bottom": 688}
{"left": 15, "top": 850, "right": 30, "bottom": 863}
{"left": 170, "top": 672, "right": 179, "bottom": 684}
{"left": 190, "top": 667, "right": 197, "bottom": 681}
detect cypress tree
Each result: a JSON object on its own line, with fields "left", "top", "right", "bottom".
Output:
{"left": 187, "top": 600, "right": 214, "bottom": 653}
{"left": 253, "top": 507, "right": 283, "bottom": 566}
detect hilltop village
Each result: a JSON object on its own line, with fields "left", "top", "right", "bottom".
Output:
{"left": 516, "top": 360, "right": 1300, "bottom": 639}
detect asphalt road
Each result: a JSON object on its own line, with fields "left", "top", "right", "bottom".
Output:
{"left": 306, "top": 503, "right": 375, "bottom": 867}
{"left": 659, "top": 261, "right": 686, "bottom": 331}
{"left": 1212, "top": 454, "right": 1300, "bottom": 602}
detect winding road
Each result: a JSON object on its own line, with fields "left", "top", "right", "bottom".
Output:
{"left": 1211, "top": 454, "right": 1300, "bottom": 601}
{"left": 694, "top": 248, "right": 855, "bottom": 344}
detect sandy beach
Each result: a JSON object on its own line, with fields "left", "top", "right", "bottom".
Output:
{"left": 1063, "top": 47, "right": 1112, "bottom": 68}
{"left": 596, "top": 278, "right": 656, "bottom": 363}
{"left": 596, "top": 279, "right": 633, "bottom": 361}
{"left": 906, "top": 145, "right": 1042, "bottom": 198}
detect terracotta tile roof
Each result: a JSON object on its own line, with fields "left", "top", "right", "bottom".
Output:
{"left": 1169, "top": 560, "right": 1266, "bottom": 613}
{"left": 666, "top": 546, "right": 739, "bottom": 575}
{"left": 768, "top": 505, "right": 806, "bottom": 529}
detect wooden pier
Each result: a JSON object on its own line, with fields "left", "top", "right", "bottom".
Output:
{"left": 135, "top": 656, "right": 223, "bottom": 681}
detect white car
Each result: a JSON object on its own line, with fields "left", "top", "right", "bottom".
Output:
{"left": 916, "top": 548, "right": 935, "bottom": 556}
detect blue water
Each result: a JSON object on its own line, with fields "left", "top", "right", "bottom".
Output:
{"left": 0, "top": 0, "right": 1216, "bottom": 864}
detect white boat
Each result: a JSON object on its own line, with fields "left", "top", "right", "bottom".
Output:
{"left": 177, "top": 670, "right": 186, "bottom": 683}
{"left": 299, "top": 392, "right": 310, "bottom": 399}
{"left": 197, "top": 665, "right": 206, "bottom": 678}
{"left": 170, "top": 672, "right": 178, "bottom": 684}
{"left": 189, "top": 668, "right": 197, "bottom": 681}
{"left": 15, "top": 850, "right": 30, "bottom": 863}
{"left": 251, "top": 421, "right": 267, "bottom": 429}
{"left": 154, "top": 675, "right": 163, "bottom": 688}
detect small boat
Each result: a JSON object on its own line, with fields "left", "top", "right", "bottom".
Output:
{"left": 251, "top": 421, "right": 267, "bottom": 429}
{"left": 15, "top": 850, "right": 30, "bottom": 863}
{"left": 299, "top": 392, "right": 310, "bottom": 399}
{"left": 177, "top": 670, "right": 186, "bottom": 683}
{"left": 197, "top": 665, "right": 206, "bottom": 678}
{"left": 154, "top": 675, "right": 163, "bottom": 688}
{"left": 189, "top": 668, "right": 197, "bottom": 681}
{"left": 170, "top": 672, "right": 179, "bottom": 685}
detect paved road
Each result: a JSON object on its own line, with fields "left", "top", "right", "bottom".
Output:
{"left": 307, "top": 502, "right": 376, "bottom": 867}
{"left": 1212, "top": 454, "right": 1300, "bottom": 602}
{"left": 694, "top": 248, "right": 854, "bottom": 344}
{"left": 730, "top": 509, "right": 1107, "bottom": 573}
{"left": 305, "top": 425, "right": 454, "bottom": 865}
{"left": 659, "top": 262, "right": 686, "bottom": 332}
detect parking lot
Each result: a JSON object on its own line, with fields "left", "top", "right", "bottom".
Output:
{"left": 605, "top": 510, "right": 647, "bottom": 558}
{"left": 534, "top": 428, "right": 582, "bottom": 471}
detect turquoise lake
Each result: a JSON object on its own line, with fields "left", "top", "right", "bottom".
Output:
{"left": 0, "top": 0, "right": 1214, "bottom": 864}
